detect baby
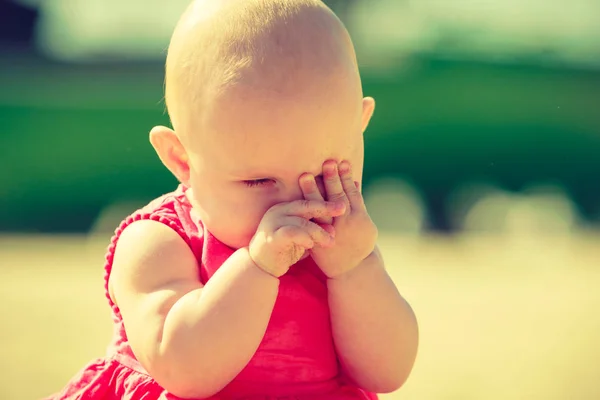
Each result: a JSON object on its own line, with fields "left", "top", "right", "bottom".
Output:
{"left": 47, "top": 0, "right": 418, "bottom": 399}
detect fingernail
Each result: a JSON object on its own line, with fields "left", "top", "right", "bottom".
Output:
{"left": 300, "top": 173, "right": 314, "bottom": 185}
{"left": 324, "top": 161, "right": 337, "bottom": 174}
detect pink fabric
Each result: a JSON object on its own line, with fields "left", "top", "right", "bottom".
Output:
{"left": 46, "top": 185, "right": 377, "bottom": 400}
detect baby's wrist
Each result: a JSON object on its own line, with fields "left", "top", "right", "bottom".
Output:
{"left": 327, "top": 249, "right": 378, "bottom": 281}
{"left": 246, "top": 247, "right": 285, "bottom": 279}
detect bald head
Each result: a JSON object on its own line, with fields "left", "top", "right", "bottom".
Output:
{"left": 165, "top": 0, "right": 361, "bottom": 132}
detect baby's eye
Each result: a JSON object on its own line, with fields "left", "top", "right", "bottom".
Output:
{"left": 243, "top": 179, "right": 274, "bottom": 188}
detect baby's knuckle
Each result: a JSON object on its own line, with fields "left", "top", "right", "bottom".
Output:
{"left": 328, "top": 193, "right": 346, "bottom": 202}
{"left": 348, "top": 188, "right": 361, "bottom": 197}
{"left": 298, "top": 199, "right": 313, "bottom": 210}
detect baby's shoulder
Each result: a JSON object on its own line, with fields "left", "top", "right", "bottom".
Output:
{"left": 108, "top": 218, "right": 200, "bottom": 298}
{"left": 104, "top": 186, "right": 204, "bottom": 311}
{"left": 104, "top": 185, "right": 204, "bottom": 294}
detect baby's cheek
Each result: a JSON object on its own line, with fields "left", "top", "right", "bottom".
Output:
{"left": 240, "top": 204, "right": 270, "bottom": 241}
{"left": 232, "top": 196, "right": 282, "bottom": 245}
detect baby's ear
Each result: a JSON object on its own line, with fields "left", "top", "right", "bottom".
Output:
{"left": 361, "top": 97, "right": 376, "bottom": 133}
{"left": 149, "top": 126, "right": 191, "bottom": 184}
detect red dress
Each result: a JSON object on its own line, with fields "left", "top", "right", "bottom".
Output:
{"left": 46, "top": 185, "right": 377, "bottom": 400}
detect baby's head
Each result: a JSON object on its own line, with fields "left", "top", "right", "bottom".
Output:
{"left": 151, "top": 0, "right": 375, "bottom": 249}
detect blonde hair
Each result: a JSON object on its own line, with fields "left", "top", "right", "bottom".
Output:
{"left": 164, "top": 0, "right": 355, "bottom": 130}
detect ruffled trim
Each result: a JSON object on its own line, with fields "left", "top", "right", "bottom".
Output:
{"left": 43, "top": 357, "right": 164, "bottom": 400}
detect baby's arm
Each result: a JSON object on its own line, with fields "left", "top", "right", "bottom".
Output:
{"left": 109, "top": 199, "right": 343, "bottom": 398}
{"left": 328, "top": 247, "right": 419, "bottom": 393}
{"left": 300, "top": 162, "right": 419, "bottom": 393}
{"left": 109, "top": 220, "right": 279, "bottom": 398}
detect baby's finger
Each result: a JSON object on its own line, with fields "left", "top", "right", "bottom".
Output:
{"left": 339, "top": 161, "right": 365, "bottom": 210}
{"left": 299, "top": 174, "right": 331, "bottom": 225}
{"left": 276, "top": 199, "right": 345, "bottom": 220}
{"left": 300, "top": 173, "right": 325, "bottom": 201}
{"left": 323, "top": 160, "right": 347, "bottom": 204}
{"left": 278, "top": 216, "right": 335, "bottom": 248}
{"left": 275, "top": 225, "right": 315, "bottom": 250}
{"left": 317, "top": 222, "right": 336, "bottom": 238}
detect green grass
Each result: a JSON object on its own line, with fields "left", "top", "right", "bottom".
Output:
{"left": 1, "top": 233, "right": 599, "bottom": 400}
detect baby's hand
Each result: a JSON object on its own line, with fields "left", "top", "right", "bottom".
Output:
{"left": 249, "top": 199, "right": 346, "bottom": 277}
{"left": 300, "top": 160, "right": 377, "bottom": 279}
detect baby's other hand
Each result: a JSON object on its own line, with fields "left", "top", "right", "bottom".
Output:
{"left": 249, "top": 199, "right": 346, "bottom": 277}
{"left": 300, "top": 160, "right": 377, "bottom": 278}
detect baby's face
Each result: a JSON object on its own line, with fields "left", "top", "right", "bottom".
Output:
{"left": 184, "top": 81, "right": 372, "bottom": 249}
{"left": 161, "top": 0, "right": 373, "bottom": 249}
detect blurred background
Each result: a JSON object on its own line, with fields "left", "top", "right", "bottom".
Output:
{"left": 1, "top": 0, "right": 599, "bottom": 399}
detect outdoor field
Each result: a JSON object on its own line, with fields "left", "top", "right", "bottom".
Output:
{"left": 2, "top": 232, "right": 599, "bottom": 400}
{"left": 2, "top": 1, "right": 599, "bottom": 399}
